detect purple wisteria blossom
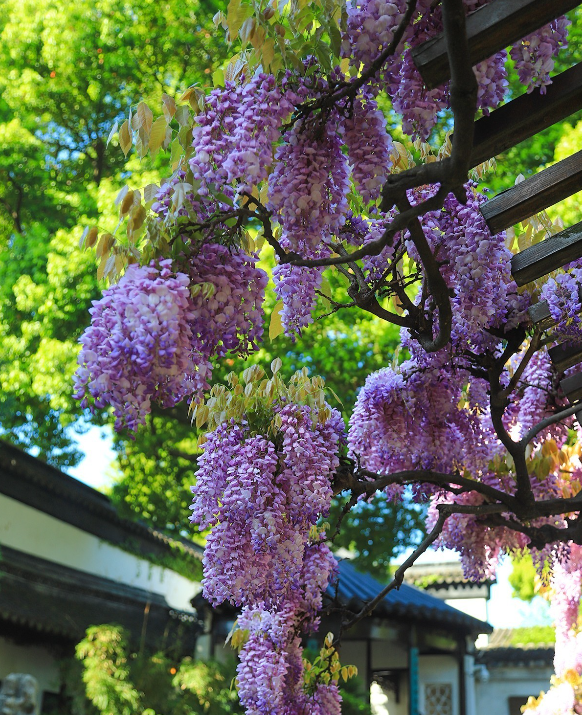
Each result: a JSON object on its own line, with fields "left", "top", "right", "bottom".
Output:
{"left": 74, "top": 260, "right": 211, "bottom": 431}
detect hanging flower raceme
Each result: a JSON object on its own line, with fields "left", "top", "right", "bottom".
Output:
{"left": 342, "top": 0, "right": 567, "bottom": 141}
{"left": 189, "top": 364, "right": 350, "bottom": 714}
{"left": 268, "top": 114, "right": 350, "bottom": 252}
{"left": 189, "top": 72, "right": 295, "bottom": 197}
{"left": 344, "top": 94, "right": 394, "bottom": 204}
{"left": 540, "top": 266, "right": 582, "bottom": 345}
{"left": 510, "top": 17, "right": 570, "bottom": 93}
{"left": 74, "top": 214, "right": 268, "bottom": 431}
{"left": 188, "top": 243, "right": 268, "bottom": 357}
{"left": 190, "top": 365, "right": 343, "bottom": 608}
{"left": 73, "top": 259, "right": 212, "bottom": 431}
{"left": 347, "top": 357, "right": 490, "bottom": 488}
{"left": 523, "top": 546, "right": 582, "bottom": 715}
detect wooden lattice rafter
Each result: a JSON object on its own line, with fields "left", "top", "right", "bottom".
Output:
{"left": 412, "top": 0, "right": 581, "bottom": 89}
{"left": 411, "top": 0, "right": 582, "bottom": 415}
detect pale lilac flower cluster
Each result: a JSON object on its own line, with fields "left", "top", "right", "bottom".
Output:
{"left": 342, "top": 0, "right": 407, "bottom": 72}
{"left": 525, "top": 683, "right": 576, "bottom": 715}
{"left": 473, "top": 51, "right": 508, "bottom": 115}
{"left": 342, "top": 213, "right": 397, "bottom": 283}
{"left": 524, "top": 548, "right": 582, "bottom": 715}
{"left": 74, "top": 260, "right": 211, "bottom": 431}
{"left": 418, "top": 186, "right": 527, "bottom": 350}
{"left": 503, "top": 349, "right": 571, "bottom": 447}
{"left": 341, "top": 0, "right": 568, "bottom": 140}
{"left": 190, "top": 403, "right": 342, "bottom": 608}
{"left": 347, "top": 359, "right": 489, "bottom": 485}
{"left": 236, "top": 600, "right": 342, "bottom": 715}
{"left": 510, "top": 17, "right": 570, "bottom": 93}
{"left": 344, "top": 95, "right": 394, "bottom": 204}
{"left": 272, "top": 261, "right": 325, "bottom": 337}
{"left": 268, "top": 116, "right": 350, "bottom": 251}
{"left": 540, "top": 268, "right": 582, "bottom": 344}
{"left": 550, "top": 547, "right": 582, "bottom": 673}
{"left": 428, "top": 491, "right": 528, "bottom": 581}
{"left": 189, "top": 243, "right": 268, "bottom": 357}
{"left": 152, "top": 170, "right": 236, "bottom": 233}
{"left": 190, "top": 73, "right": 294, "bottom": 196}
{"left": 190, "top": 396, "right": 344, "bottom": 714}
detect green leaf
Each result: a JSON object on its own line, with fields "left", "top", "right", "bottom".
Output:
{"left": 226, "top": 0, "right": 254, "bottom": 42}
{"left": 212, "top": 67, "right": 225, "bottom": 87}
{"left": 328, "top": 21, "right": 342, "bottom": 59}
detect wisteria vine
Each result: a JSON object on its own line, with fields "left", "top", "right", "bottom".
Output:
{"left": 72, "top": 0, "right": 582, "bottom": 711}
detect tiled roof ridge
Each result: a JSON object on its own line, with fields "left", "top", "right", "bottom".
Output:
{"left": 402, "top": 561, "right": 495, "bottom": 587}
{"left": 333, "top": 559, "right": 493, "bottom": 634}
{"left": 484, "top": 626, "right": 555, "bottom": 650}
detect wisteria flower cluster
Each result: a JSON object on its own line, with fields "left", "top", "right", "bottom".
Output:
{"left": 190, "top": 73, "right": 295, "bottom": 197}
{"left": 510, "top": 17, "right": 570, "bottom": 93}
{"left": 74, "top": 243, "right": 267, "bottom": 431}
{"left": 540, "top": 265, "right": 582, "bottom": 344}
{"left": 342, "top": 0, "right": 567, "bottom": 139}
{"left": 74, "top": 260, "right": 211, "bottom": 431}
{"left": 189, "top": 366, "right": 347, "bottom": 713}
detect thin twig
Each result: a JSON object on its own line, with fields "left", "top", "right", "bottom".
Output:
{"left": 520, "top": 402, "right": 581, "bottom": 449}
{"left": 343, "top": 507, "right": 449, "bottom": 630}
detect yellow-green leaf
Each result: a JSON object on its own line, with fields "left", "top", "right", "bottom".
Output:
{"left": 136, "top": 101, "right": 153, "bottom": 134}
{"left": 269, "top": 300, "right": 285, "bottom": 340}
{"left": 119, "top": 120, "right": 132, "bottom": 157}
{"left": 227, "top": 0, "right": 254, "bottom": 42}
{"left": 261, "top": 37, "right": 275, "bottom": 69}
{"left": 148, "top": 115, "right": 167, "bottom": 155}
{"left": 212, "top": 68, "right": 225, "bottom": 87}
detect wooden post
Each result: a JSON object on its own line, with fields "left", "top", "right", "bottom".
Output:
{"left": 409, "top": 626, "right": 419, "bottom": 715}
{"left": 480, "top": 151, "right": 582, "bottom": 234}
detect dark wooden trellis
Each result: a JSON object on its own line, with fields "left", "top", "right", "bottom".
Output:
{"left": 412, "top": 0, "right": 582, "bottom": 421}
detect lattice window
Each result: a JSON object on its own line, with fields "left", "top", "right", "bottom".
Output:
{"left": 424, "top": 683, "right": 453, "bottom": 715}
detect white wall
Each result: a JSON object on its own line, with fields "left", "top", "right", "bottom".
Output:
{"left": 475, "top": 664, "right": 553, "bottom": 715}
{"left": 0, "top": 637, "right": 60, "bottom": 712}
{"left": 419, "top": 654, "right": 460, "bottom": 715}
{"left": 0, "top": 493, "right": 200, "bottom": 611}
{"left": 444, "top": 597, "right": 488, "bottom": 623}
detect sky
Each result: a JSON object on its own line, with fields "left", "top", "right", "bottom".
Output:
{"left": 67, "top": 424, "right": 117, "bottom": 490}
{"left": 69, "top": 425, "right": 552, "bottom": 630}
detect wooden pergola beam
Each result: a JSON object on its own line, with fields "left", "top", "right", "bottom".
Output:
{"left": 411, "top": 0, "right": 580, "bottom": 90}
{"left": 549, "top": 342, "right": 582, "bottom": 372}
{"left": 480, "top": 151, "right": 582, "bottom": 234}
{"left": 470, "top": 63, "right": 582, "bottom": 168}
{"left": 511, "top": 220, "right": 582, "bottom": 286}
{"left": 528, "top": 301, "right": 555, "bottom": 331}
{"left": 560, "top": 371, "right": 582, "bottom": 402}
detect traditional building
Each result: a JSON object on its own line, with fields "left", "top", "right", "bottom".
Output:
{"left": 0, "top": 441, "right": 203, "bottom": 714}
{"left": 405, "top": 561, "right": 556, "bottom": 715}
{"left": 475, "top": 628, "right": 554, "bottom": 715}
{"left": 195, "top": 558, "right": 493, "bottom": 715}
